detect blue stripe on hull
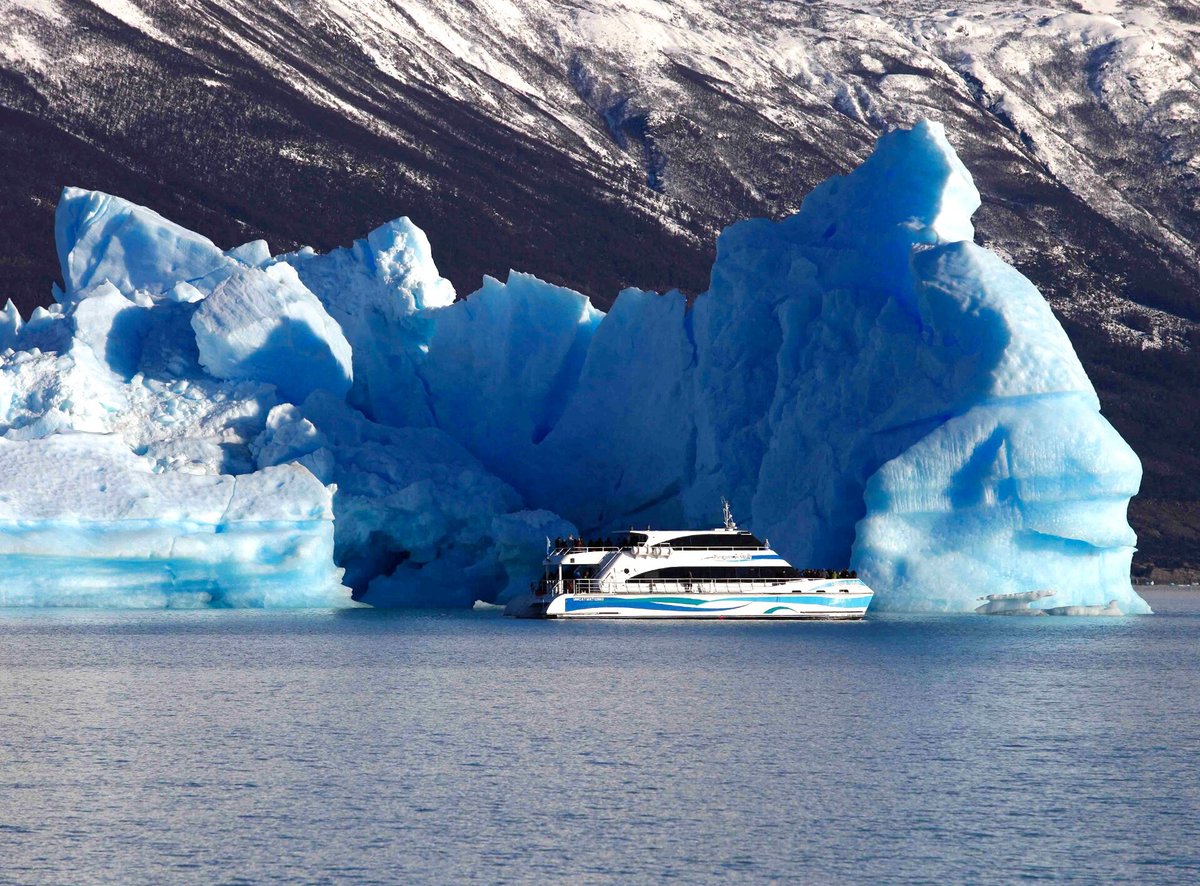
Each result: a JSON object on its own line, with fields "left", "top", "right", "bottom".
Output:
{"left": 559, "top": 594, "right": 871, "bottom": 617}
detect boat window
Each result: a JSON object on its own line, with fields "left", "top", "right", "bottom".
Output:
{"left": 618, "top": 532, "right": 649, "bottom": 547}
{"left": 660, "top": 533, "right": 765, "bottom": 549}
{"left": 632, "top": 565, "right": 801, "bottom": 580}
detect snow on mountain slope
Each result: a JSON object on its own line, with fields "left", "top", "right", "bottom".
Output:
{"left": 3, "top": 1, "right": 1197, "bottom": 325}
{"left": 1, "top": 0, "right": 1199, "bottom": 575}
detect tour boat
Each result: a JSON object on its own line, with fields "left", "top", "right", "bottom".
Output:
{"left": 515, "top": 501, "right": 874, "bottom": 619}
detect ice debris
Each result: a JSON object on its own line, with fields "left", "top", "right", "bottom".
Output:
{"left": 0, "top": 120, "right": 1145, "bottom": 611}
{"left": 975, "top": 590, "right": 1124, "bottom": 616}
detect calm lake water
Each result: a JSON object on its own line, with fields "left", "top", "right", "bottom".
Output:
{"left": 1, "top": 588, "right": 1198, "bottom": 884}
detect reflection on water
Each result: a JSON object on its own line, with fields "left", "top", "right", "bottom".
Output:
{"left": 1, "top": 589, "right": 1197, "bottom": 883}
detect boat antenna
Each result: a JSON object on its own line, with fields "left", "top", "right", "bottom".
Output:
{"left": 721, "top": 496, "right": 737, "bottom": 531}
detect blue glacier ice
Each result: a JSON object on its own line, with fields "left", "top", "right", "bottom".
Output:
{"left": 191, "top": 263, "right": 353, "bottom": 403}
{"left": 0, "top": 120, "right": 1145, "bottom": 611}
{"left": 55, "top": 187, "right": 234, "bottom": 300}
{"left": 0, "top": 433, "right": 345, "bottom": 608}
{"left": 282, "top": 217, "right": 455, "bottom": 427}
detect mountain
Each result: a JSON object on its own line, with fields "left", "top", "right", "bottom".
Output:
{"left": 2, "top": 0, "right": 1198, "bottom": 577}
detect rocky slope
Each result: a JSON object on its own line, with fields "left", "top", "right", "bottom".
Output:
{"left": 2, "top": 0, "right": 1198, "bottom": 576}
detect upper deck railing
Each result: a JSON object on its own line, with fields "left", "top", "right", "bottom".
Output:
{"left": 551, "top": 543, "right": 779, "bottom": 556}
{"left": 551, "top": 544, "right": 619, "bottom": 555}
{"left": 542, "top": 577, "right": 861, "bottom": 597}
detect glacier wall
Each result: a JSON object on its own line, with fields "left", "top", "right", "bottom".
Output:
{"left": 0, "top": 121, "right": 1145, "bottom": 611}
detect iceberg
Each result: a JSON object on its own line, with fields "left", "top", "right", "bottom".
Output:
{"left": 0, "top": 120, "right": 1145, "bottom": 612}
{"left": 0, "top": 434, "right": 345, "bottom": 608}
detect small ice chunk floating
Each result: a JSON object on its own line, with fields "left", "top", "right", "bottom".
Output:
{"left": 976, "top": 590, "right": 1124, "bottom": 617}
{"left": 0, "top": 121, "right": 1146, "bottom": 611}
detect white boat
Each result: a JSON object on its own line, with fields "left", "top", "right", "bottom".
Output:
{"left": 515, "top": 501, "right": 874, "bottom": 619}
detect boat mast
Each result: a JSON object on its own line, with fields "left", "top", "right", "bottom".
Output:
{"left": 721, "top": 496, "right": 737, "bottom": 531}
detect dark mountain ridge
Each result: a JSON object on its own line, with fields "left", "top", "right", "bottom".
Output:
{"left": 2, "top": 0, "right": 1197, "bottom": 577}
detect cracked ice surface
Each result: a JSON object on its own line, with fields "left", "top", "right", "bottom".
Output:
{"left": 0, "top": 121, "right": 1145, "bottom": 611}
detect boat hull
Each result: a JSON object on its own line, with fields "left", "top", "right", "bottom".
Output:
{"left": 542, "top": 591, "right": 872, "bottom": 619}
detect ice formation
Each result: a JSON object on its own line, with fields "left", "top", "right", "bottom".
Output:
{"left": 191, "top": 263, "right": 353, "bottom": 404}
{"left": 975, "top": 590, "right": 1124, "bottom": 617}
{"left": 0, "top": 435, "right": 342, "bottom": 608}
{"left": 0, "top": 121, "right": 1145, "bottom": 612}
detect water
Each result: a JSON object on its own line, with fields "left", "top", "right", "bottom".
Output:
{"left": 1, "top": 589, "right": 1198, "bottom": 884}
